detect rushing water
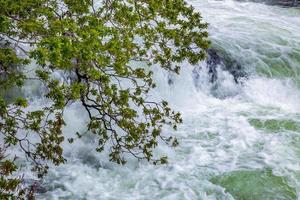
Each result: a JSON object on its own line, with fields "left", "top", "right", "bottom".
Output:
{"left": 30, "top": 0, "right": 300, "bottom": 199}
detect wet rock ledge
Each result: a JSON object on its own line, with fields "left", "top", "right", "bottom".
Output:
{"left": 237, "top": 0, "right": 300, "bottom": 7}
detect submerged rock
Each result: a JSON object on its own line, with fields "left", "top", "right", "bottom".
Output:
{"left": 206, "top": 48, "right": 220, "bottom": 83}
{"left": 212, "top": 48, "right": 247, "bottom": 83}
{"left": 194, "top": 48, "right": 246, "bottom": 84}
{"left": 211, "top": 169, "right": 297, "bottom": 200}
{"left": 190, "top": 48, "right": 246, "bottom": 98}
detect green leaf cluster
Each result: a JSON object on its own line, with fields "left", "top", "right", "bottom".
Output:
{"left": 0, "top": 148, "right": 35, "bottom": 200}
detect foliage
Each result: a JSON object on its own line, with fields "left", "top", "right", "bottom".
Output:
{"left": 0, "top": 148, "right": 35, "bottom": 199}
{"left": 0, "top": 0, "right": 209, "bottom": 198}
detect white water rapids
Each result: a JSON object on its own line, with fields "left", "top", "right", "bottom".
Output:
{"left": 23, "top": 0, "right": 300, "bottom": 199}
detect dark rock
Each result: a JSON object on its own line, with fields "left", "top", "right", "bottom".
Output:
{"left": 205, "top": 48, "right": 246, "bottom": 84}
{"left": 206, "top": 48, "right": 220, "bottom": 83}
{"left": 219, "top": 51, "right": 246, "bottom": 83}
{"left": 192, "top": 48, "right": 220, "bottom": 85}
{"left": 236, "top": 0, "right": 300, "bottom": 7}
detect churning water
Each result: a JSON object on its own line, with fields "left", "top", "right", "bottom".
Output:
{"left": 32, "top": 0, "right": 300, "bottom": 199}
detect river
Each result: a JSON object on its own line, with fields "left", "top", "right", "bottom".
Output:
{"left": 35, "top": 0, "right": 300, "bottom": 199}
